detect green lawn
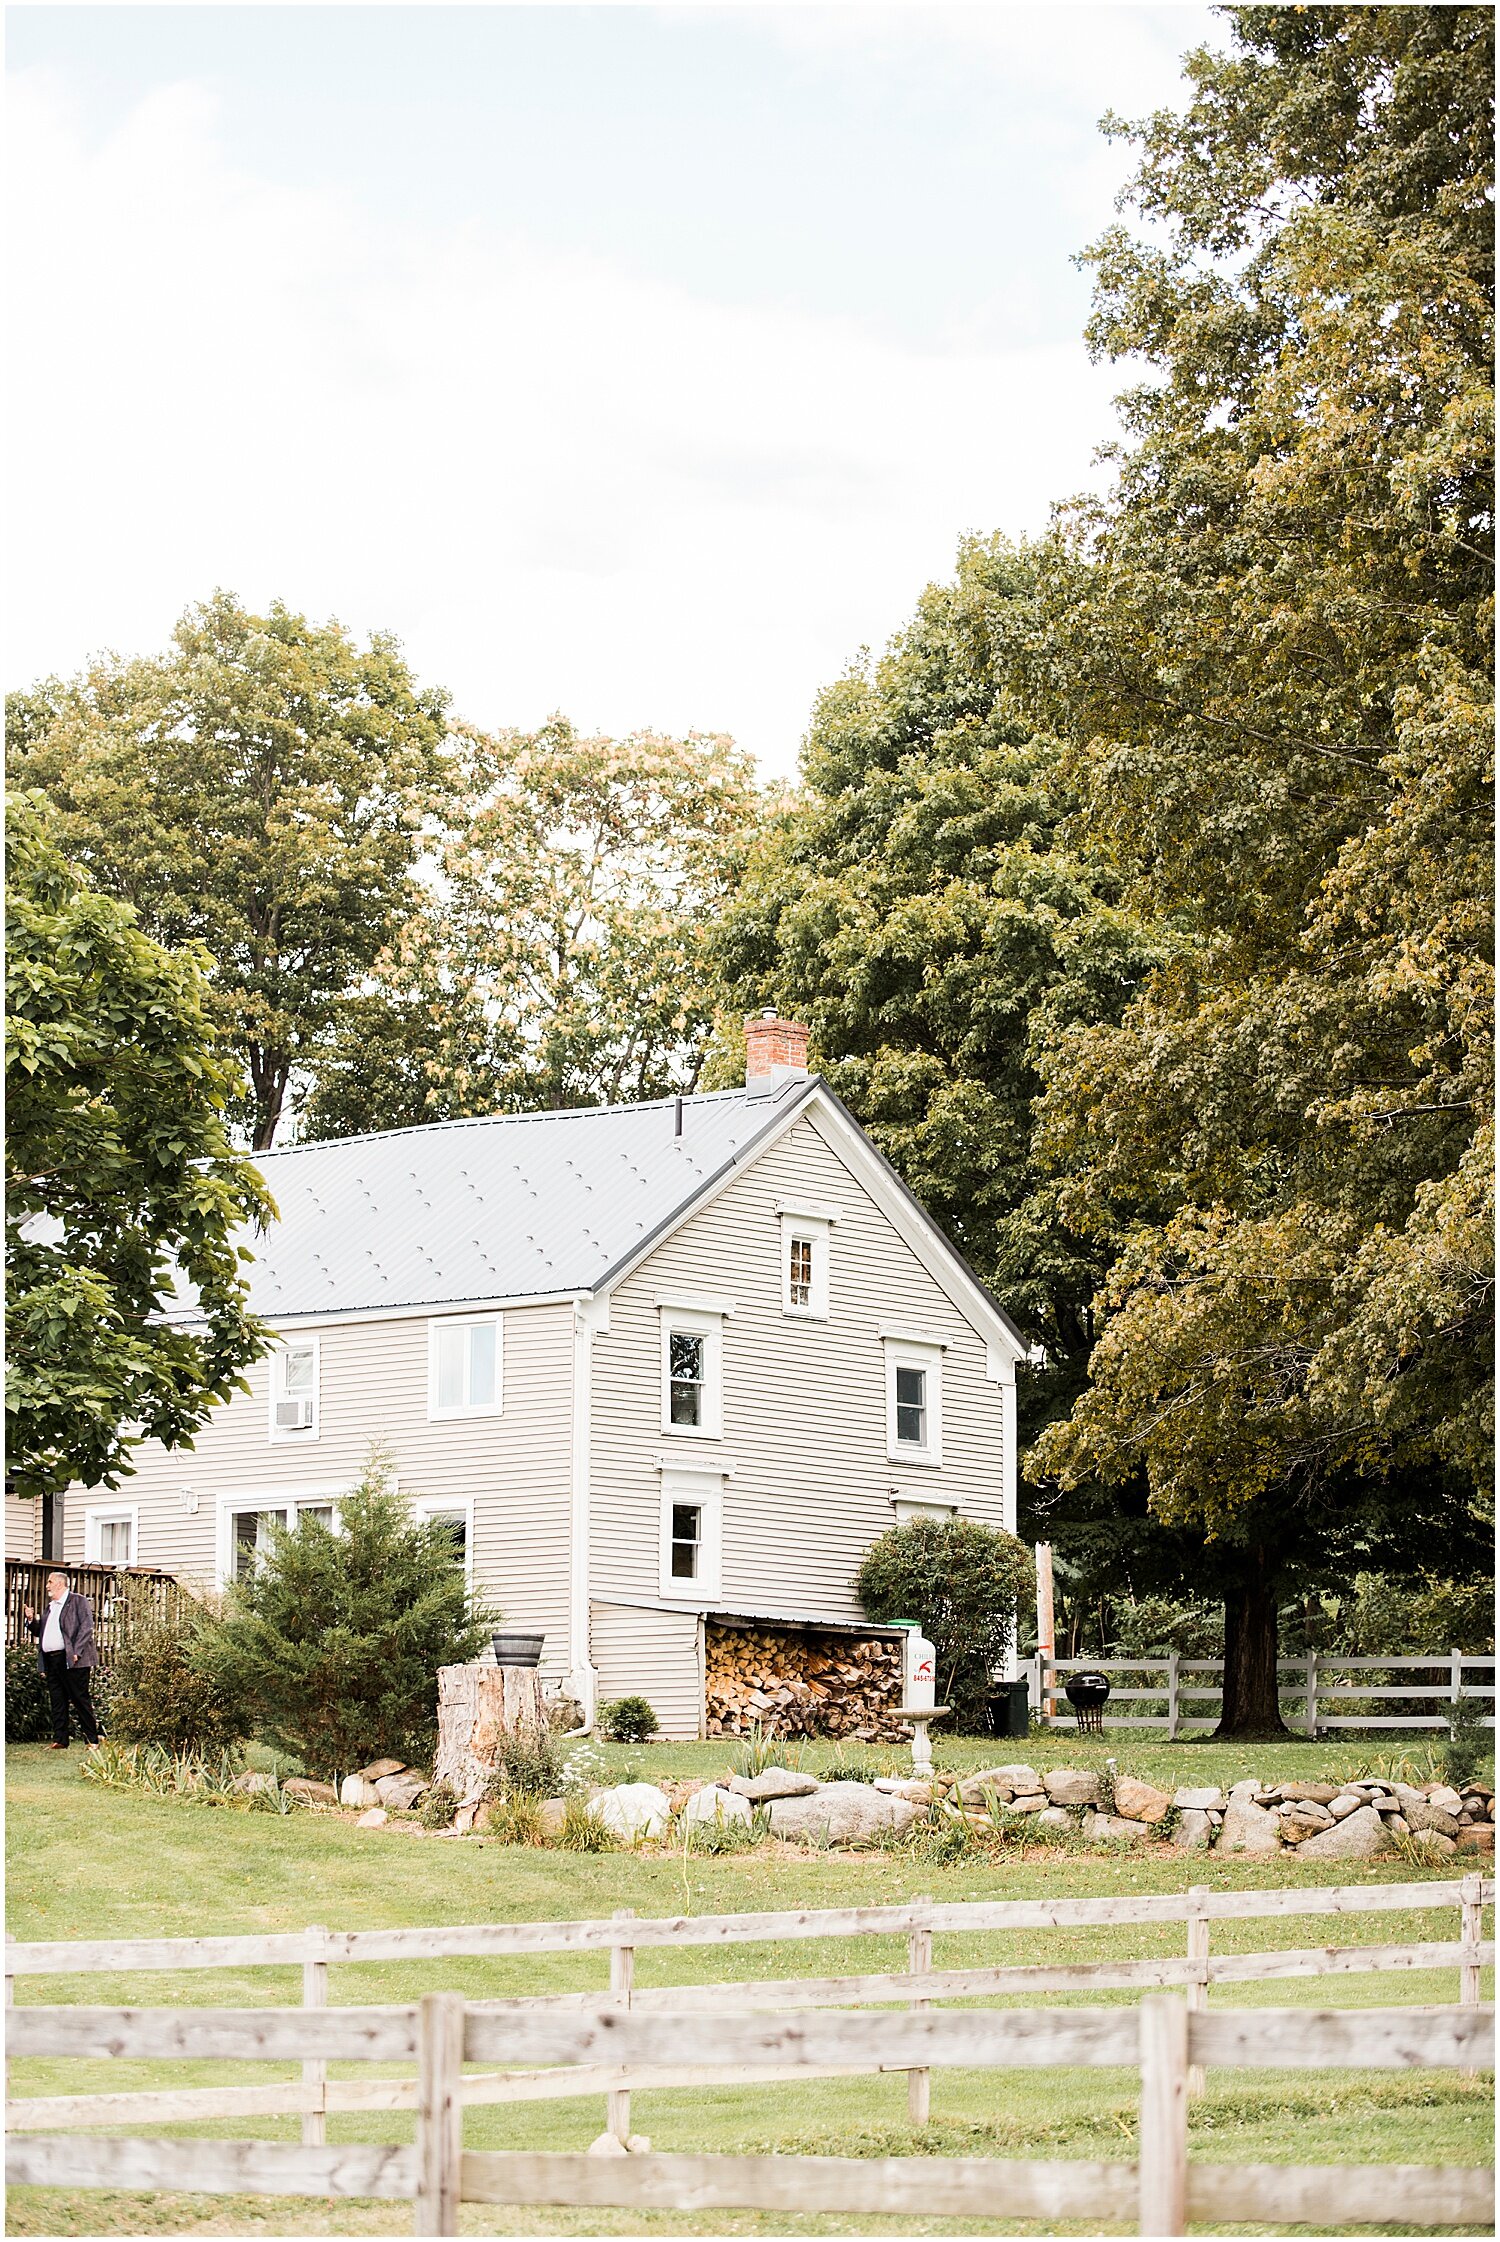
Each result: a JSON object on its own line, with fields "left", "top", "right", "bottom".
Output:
{"left": 6, "top": 1741, "right": 1494, "bottom": 2237}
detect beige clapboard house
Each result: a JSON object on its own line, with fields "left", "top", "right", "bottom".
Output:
{"left": 12, "top": 1018, "right": 1032, "bottom": 1736}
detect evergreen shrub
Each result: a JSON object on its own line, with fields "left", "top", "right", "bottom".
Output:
{"left": 196, "top": 1450, "right": 496, "bottom": 1780}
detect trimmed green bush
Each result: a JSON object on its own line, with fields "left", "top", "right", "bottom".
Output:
{"left": 5, "top": 1645, "right": 50, "bottom": 1741}
{"left": 107, "top": 1605, "right": 245, "bottom": 1755}
{"left": 856, "top": 1516, "right": 1035, "bottom": 1731}
{"left": 598, "top": 1695, "right": 659, "bottom": 1742}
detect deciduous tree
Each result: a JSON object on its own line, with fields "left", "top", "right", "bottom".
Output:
{"left": 1027, "top": 6, "right": 1493, "bottom": 1732}
{"left": 6, "top": 792, "right": 273, "bottom": 1503}
{"left": 7, "top": 592, "right": 453, "bottom": 1147}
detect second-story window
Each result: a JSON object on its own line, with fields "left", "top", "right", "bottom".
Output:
{"left": 657, "top": 1300, "right": 727, "bottom": 1440}
{"left": 668, "top": 1333, "right": 705, "bottom": 1426}
{"left": 429, "top": 1316, "right": 504, "bottom": 1419}
{"left": 270, "top": 1340, "right": 319, "bottom": 1442}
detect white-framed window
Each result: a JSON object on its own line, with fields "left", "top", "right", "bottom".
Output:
{"left": 776, "top": 1202, "right": 837, "bottom": 1319}
{"left": 882, "top": 1332, "right": 947, "bottom": 1468}
{"left": 658, "top": 1468, "right": 724, "bottom": 1600}
{"left": 84, "top": 1504, "right": 138, "bottom": 1567}
{"left": 428, "top": 1315, "right": 504, "bottom": 1420}
{"left": 268, "top": 1337, "right": 320, "bottom": 1442}
{"left": 412, "top": 1495, "right": 474, "bottom": 1582}
{"left": 659, "top": 1304, "right": 726, "bottom": 1440}
{"left": 217, "top": 1487, "right": 345, "bottom": 1586}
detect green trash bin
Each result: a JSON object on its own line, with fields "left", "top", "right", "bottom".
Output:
{"left": 992, "top": 1677, "right": 1030, "bottom": 1739}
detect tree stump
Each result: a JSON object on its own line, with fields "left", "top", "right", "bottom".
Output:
{"left": 434, "top": 1662, "right": 549, "bottom": 1797}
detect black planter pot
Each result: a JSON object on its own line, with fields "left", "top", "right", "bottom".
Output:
{"left": 491, "top": 1631, "right": 544, "bottom": 1668}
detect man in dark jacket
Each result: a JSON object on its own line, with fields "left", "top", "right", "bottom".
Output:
{"left": 24, "top": 1569, "right": 101, "bottom": 1748}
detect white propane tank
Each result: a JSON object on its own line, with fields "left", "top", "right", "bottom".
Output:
{"left": 903, "top": 1625, "right": 937, "bottom": 1712}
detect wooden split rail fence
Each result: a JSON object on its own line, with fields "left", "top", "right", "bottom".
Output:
{"left": 1025, "top": 1649, "right": 1497, "bottom": 1736}
{"left": 7, "top": 1880, "right": 1495, "bottom": 2233}
{"left": 7, "top": 1993, "right": 1493, "bottom": 2237}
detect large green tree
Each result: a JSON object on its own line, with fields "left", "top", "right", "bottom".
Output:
{"left": 7, "top": 592, "right": 453, "bottom": 1148}
{"left": 306, "top": 718, "right": 767, "bottom": 1135}
{"left": 1027, "top": 6, "right": 1493, "bottom": 1732}
{"left": 6, "top": 792, "right": 273, "bottom": 1503}
{"left": 712, "top": 534, "right": 1162, "bottom": 1454}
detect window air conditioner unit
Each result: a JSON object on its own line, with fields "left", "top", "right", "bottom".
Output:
{"left": 276, "top": 1398, "right": 314, "bottom": 1431}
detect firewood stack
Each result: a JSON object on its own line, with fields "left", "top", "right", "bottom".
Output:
{"left": 704, "top": 1624, "right": 906, "bottom": 1740}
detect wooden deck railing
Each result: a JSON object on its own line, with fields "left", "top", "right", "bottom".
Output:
{"left": 4, "top": 1561, "right": 186, "bottom": 1657}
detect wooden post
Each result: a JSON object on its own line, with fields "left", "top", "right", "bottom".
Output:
{"left": 1184, "top": 1888, "right": 1209, "bottom": 2100}
{"left": 907, "top": 1895, "right": 932, "bottom": 2126}
{"left": 301, "top": 1924, "right": 328, "bottom": 2147}
{"left": 1460, "top": 1871, "right": 1483, "bottom": 2080}
{"left": 1137, "top": 1993, "right": 1189, "bottom": 2238}
{"left": 1305, "top": 1652, "right": 1318, "bottom": 1740}
{"left": 1166, "top": 1651, "right": 1180, "bottom": 1742}
{"left": 1035, "top": 1544, "right": 1055, "bottom": 1721}
{"left": 607, "top": 1909, "right": 635, "bottom": 2146}
{"left": 414, "top": 1990, "right": 465, "bottom": 2238}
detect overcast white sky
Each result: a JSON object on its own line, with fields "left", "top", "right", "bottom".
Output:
{"left": 6, "top": 4, "right": 1219, "bottom": 775}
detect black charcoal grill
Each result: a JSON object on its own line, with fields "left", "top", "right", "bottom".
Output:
{"left": 1065, "top": 1671, "right": 1111, "bottom": 1734}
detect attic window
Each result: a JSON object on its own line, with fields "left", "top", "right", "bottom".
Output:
{"left": 777, "top": 1201, "right": 837, "bottom": 1319}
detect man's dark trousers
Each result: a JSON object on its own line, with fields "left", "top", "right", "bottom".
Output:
{"left": 43, "top": 1649, "right": 99, "bottom": 1746}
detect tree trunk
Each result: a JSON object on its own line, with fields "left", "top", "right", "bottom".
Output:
{"left": 1216, "top": 1550, "right": 1288, "bottom": 1737}
{"left": 433, "top": 1661, "right": 549, "bottom": 1798}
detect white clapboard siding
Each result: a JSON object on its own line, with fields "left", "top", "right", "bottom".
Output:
{"left": 58, "top": 1303, "right": 577, "bottom": 1676}
{"left": 589, "top": 1599, "right": 702, "bottom": 1738}
{"left": 5, "top": 1494, "right": 40, "bottom": 1561}
{"left": 589, "top": 1111, "right": 1010, "bottom": 1690}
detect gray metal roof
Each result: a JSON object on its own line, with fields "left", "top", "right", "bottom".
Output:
{"left": 232, "top": 1084, "right": 808, "bottom": 1322}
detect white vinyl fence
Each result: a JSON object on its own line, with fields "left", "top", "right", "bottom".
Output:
{"left": 1025, "top": 1650, "right": 1497, "bottom": 1737}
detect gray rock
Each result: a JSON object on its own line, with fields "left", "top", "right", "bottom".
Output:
{"left": 1386, "top": 1814, "right": 1410, "bottom": 1835}
{"left": 356, "top": 1758, "right": 406, "bottom": 1782}
{"left": 375, "top": 1773, "right": 428, "bottom": 1811}
{"left": 1428, "top": 1784, "right": 1465, "bottom": 1815}
{"left": 590, "top": 1782, "right": 672, "bottom": 1841}
{"left": 537, "top": 1797, "right": 567, "bottom": 1837}
{"left": 873, "top": 1777, "right": 932, "bottom": 1802}
{"left": 958, "top": 1764, "right": 1040, "bottom": 1801}
{"left": 1405, "top": 1799, "right": 1462, "bottom": 1838}
{"left": 1293, "top": 1805, "right": 1392, "bottom": 1862}
{"left": 1278, "top": 1782, "right": 1341, "bottom": 1804}
{"left": 1327, "top": 1793, "right": 1362, "bottom": 1819}
{"left": 1035, "top": 1806, "right": 1073, "bottom": 1831}
{"left": 1278, "top": 1809, "right": 1334, "bottom": 1844}
{"left": 1172, "top": 1786, "right": 1225, "bottom": 1813}
{"left": 283, "top": 1777, "right": 338, "bottom": 1805}
{"left": 728, "top": 1767, "right": 821, "bottom": 1802}
{"left": 1113, "top": 1776, "right": 1173, "bottom": 1825}
{"left": 1412, "top": 1828, "right": 1457, "bottom": 1857}
{"left": 355, "top": 1806, "right": 389, "bottom": 1829}
{"left": 683, "top": 1784, "right": 752, "bottom": 1829}
{"left": 1043, "top": 1769, "right": 1100, "bottom": 1807}
{"left": 1082, "top": 1811, "right": 1148, "bottom": 1842}
{"left": 1172, "top": 1809, "right": 1214, "bottom": 1851}
{"left": 1217, "top": 1797, "right": 1281, "bottom": 1856}
{"left": 1010, "top": 1793, "right": 1047, "bottom": 1814}
{"left": 768, "top": 1782, "right": 917, "bottom": 1847}
{"left": 340, "top": 1774, "right": 383, "bottom": 1809}
{"left": 1457, "top": 1827, "right": 1495, "bottom": 1855}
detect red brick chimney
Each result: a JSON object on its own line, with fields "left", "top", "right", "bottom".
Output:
{"left": 745, "top": 1010, "right": 810, "bottom": 1097}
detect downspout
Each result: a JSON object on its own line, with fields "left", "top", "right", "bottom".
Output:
{"left": 567, "top": 1294, "right": 602, "bottom": 1734}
